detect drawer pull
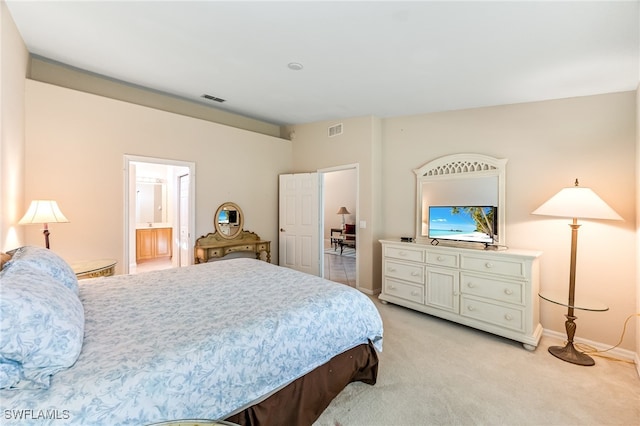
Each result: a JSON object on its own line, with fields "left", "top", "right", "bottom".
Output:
{"left": 411, "top": 291, "right": 419, "bottom": 296}
{"left": 467, "top": 305, "right": 475, "bottom": 311}
{"left": 437, "top": 256, "right": 444, "bottom": 262}
{"left": 467, "top": 282, "right": 475, "bottom": 288}
{"left": 389, "top": 285, "right": 396, "bottom": 290}
{"left": 504, "top": 289, "right": 513, "bottom": 295}
{"left": 399, "top": 251, "right": 407, "bottom": 256}
{"left": 504, "top": 314, "right": 513, "bottom": 321}
{"left": 388, "top": 267, "right": 397, "bottom": 272}
{"left": 411, "top": 271, "right": 420, "bottom": 277}
{"left": 485, "top": 262, "right": 493, "bottom": 269}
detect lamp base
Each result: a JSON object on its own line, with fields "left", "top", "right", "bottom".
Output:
{"left": 548, "top": 342, "right": 595, "bottom": 366}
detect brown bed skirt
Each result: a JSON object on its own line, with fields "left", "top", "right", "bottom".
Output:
{"left": 224, "top": 342, "right": 379, "bottom": 426}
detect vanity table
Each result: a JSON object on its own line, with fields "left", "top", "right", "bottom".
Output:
{"left": 194, "top": 202, "right": 271, "bottom": 263}
{"left": 195, "top": 231, "right": 271, "bottom": 263}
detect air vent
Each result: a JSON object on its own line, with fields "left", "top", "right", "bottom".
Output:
{"left": 328, "top": 123, "right": 343, "bottom": 137}
{"left": 201, "top": 94, "right": 226, "bottom": 103}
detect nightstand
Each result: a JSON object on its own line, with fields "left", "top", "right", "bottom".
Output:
{"left": 70, "top": 259, "right": 117, "bottom": 280}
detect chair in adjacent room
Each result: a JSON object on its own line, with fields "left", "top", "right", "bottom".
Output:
{"left": 339, "top": 224, "right": 356, "bottom": 255}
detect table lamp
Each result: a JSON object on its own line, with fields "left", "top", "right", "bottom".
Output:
{"left": 18, "top": 200, "right": 69, "bottom": 249}
{"left": 336, "top": 206, "right": 350, "bottom": 231}
{"left": 532, "top": 179, "right": 622, "bottom": 365}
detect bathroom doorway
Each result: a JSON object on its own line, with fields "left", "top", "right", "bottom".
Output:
{"left": 124, "top": 155, "right": 196, "bottom": 274}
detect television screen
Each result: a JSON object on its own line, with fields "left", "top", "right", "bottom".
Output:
{"left": 428, "top": 206, "right": 496, "bottom": 244}
{"left": 218, "top": 210, "right": 229, "bottom": 224}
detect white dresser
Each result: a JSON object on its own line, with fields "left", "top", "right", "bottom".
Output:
{"left": 379, "top": 240, "right": 543, "bottom": 350}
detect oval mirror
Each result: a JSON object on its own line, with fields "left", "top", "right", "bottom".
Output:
{"left": 214, "top": 202, "right": 244, "bottom": 239}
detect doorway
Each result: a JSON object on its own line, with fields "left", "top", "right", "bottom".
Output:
{"left": 124, "top": 155, "right": 196, "bottom": 274}
{"left": 320, "top": 164, "right": 358, "bottom": 289}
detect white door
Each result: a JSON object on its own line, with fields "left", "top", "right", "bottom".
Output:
{"left": 178, "top": 173, "right": 190, "bottom": 266}
{"left": 279, "top": 173, "right": 320, "bottom": 275}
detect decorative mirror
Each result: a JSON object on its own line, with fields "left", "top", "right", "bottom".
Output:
{"left": 214, "top": 202, "right": 244, "bottom": 239}
{"left": 414, "top": 153, "right": 507, "bottom": 246}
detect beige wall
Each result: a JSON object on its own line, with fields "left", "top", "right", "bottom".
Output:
{"left": 0, "top": 1, "right": 28, "bottom": 251}
{"left": 287, "top": 117, "right": 384, "bottom": 294}
{"left": 23, "top": 80, "right": 292, "bottom": 273}
{"left": 28, "top": 57, "right": 284, "bottom": 139}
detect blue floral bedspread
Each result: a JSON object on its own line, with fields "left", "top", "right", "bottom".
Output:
{"left": 0, "top": 258, "right": 383, "bottom": 425}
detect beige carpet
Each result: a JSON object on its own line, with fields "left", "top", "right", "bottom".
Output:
{"left": 314, "top": 296, "right": 640, "bottom": 426}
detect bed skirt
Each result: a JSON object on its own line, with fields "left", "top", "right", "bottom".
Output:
{"left": 224, "top": 342, "right": 379, "bottom": 426}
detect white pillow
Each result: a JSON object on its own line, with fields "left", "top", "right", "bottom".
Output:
{"left": 0, "top": 264, "right": 84, "bottom": 389}
{"left": 5, "top": 246, "right": 78, "bottom": 294}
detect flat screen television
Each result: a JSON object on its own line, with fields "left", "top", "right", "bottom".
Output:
{"left": 428, "top": 206, "right": 497, "bottom": 245}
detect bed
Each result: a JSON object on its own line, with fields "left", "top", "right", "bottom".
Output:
{"left": 0, "top": 246, "right": 383, "bottom": 425}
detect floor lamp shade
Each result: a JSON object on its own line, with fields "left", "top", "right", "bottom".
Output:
{"left": 18, "top": 200, "right": 69, "bottom": 249}
{"left": 532, "top": 180, "right": 621, "bottom": 365}
{"left": 531, "top": 183, "right": 622, "bottom": 221}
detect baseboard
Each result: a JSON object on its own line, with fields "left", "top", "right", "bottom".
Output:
{"left": 357, "top": 287, "right": 376, "bottom": 296}
{"left": 542, "top": 329, "right": 637, "bottom": 363}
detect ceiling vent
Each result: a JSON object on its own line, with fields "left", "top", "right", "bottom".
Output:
{"left": 328, "top": 123, "right": 343, "bottom": 137}
{"left": 201, "top": 94, "right": 226, "bottom": 103}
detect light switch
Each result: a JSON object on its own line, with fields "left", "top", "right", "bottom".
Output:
{"left": 359, "top": 220, "right": 366, "bottom": 229}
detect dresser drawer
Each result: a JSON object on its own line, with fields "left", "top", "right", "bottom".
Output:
{"left": 460, "top": 255, "right": 527, "bottom": 278}
{"left": 461, "top": 295, "right": 524, "bottom": 332}
{"left": 384, "top": 278, "right": 424, "bottom": 304}
{"left": 384, "top": 260, "right": 424, "bottom": 284}
{"left": 460, "top": 273, "right": 524, "bottom": 305}
{"left": 426, "top": 250, "right": 459, "bottom": 268}
{"left": 384, "top": 245, "right": 425, "bottom": 263}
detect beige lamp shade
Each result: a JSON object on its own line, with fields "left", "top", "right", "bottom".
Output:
{"left": 19, "top": 200, "right": 69, "bottom": 225}
{"left": 532, "top": 181, "right": 621, "bottom": 221}
{"left": 336, "top": 207, "right": 350, "bottom": 215}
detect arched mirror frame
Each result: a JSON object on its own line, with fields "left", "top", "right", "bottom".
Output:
{"left": 214, "top": 202, "right": 244, "bottom": 240}
{"left": 414, "top": 153, "right": 507, "bottom": 246}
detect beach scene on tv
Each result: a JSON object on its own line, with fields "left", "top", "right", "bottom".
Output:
{"left": 428, "top": 206, "right": 496, "bottom": 244}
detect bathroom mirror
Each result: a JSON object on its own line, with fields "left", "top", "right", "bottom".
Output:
{"left": 214, "top": 202, "right": 244, "bottom": 239}
{"left": 136, "top": 180, "right": 167, "bottom": 224}
{"left": 414, "top": 153, "right": 507, "bottom": 246}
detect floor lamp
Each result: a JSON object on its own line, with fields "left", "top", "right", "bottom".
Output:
{"left": 532, "top": 179, "right": 621, "bottom": 365}
{"left": 18, "top": 200, "right": 69, "bottom": 249}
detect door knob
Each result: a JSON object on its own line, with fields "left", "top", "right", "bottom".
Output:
{"left": 280, "top": 228, "right": 285, "bottom": 232}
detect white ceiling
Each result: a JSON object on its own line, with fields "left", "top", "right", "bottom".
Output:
{"left": 6, "top": 1, "right": 640, "bottom": 126}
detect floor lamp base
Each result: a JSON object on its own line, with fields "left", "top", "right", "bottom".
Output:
{"left": 548, "top": 342, "right": 595, "bottom": 366}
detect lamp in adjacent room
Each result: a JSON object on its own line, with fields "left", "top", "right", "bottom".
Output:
{"left": 336, "top": 206, "right": 350, "bottom": 231}
{"left": 532, "top": 179, "right": 622, "bottom": 365}
{"left": 18, "top": 200, "right": 69, "bottom": 249}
